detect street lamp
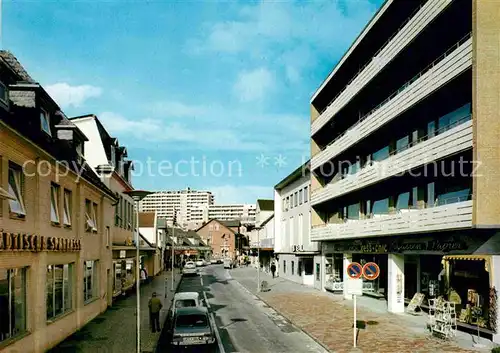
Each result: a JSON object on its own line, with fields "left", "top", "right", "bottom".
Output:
{"left": 257, "top": 227, "right": 260, "bottom": 292}
{"left": 124, "top": 189, "right": 153, "bottom": 353}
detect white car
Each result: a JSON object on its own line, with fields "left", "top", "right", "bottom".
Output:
{"left": 171, "top": 292, "right": 202, "bottom": 316}
{"left": 223, "top": 258, "right": 233, "bottom": 269}
{"left": 195, "top": 259, "right": 204, "bottom": 267}
{"left": 210, "top": 259, "right": 218, "bottom": 264}
{"left": 182, "top": 261, "right": 197, "bottom": 276}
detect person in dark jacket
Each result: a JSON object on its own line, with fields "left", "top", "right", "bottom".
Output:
{"left": 271, "top": 262, "right": 277, "bottom": 278}
{"left": 148, "top": 292, "right": 163, "bottom": 333}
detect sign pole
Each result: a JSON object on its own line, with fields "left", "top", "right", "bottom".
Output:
{"left": 353, "top": 294, "right": 357, "bottom": 348}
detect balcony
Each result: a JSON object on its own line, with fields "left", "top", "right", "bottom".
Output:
{"left": 311, "top": 200, "right": 472, "bottom": 242}
{"left": 312, "top": 0, "right": 453, "bottom": 136}
{"left": 311, "top": 119, "right": 472, "bottom": 206}
{"left": 311, "top": 34, "right": 472, "bottom": 171}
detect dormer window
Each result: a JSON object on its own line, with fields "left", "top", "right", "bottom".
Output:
{"left": 40, "top": 109, "right": 51, "bottom": 136}
{"left": 0, "top": 82, "right": 8, "bottom": 105}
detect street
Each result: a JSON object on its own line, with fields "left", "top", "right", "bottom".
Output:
{"left": 156, "top": 264, "right": 328, "bottom": 353}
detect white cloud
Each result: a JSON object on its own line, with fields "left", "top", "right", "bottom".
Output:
{"left": 190, "top": 1, "right": 379, "bottom": 83}
{"left": 208, "top": 185, "right": 273, "bottom": 204}
{"left": 46, "top": 83, "right": 102, "bottom": 108}
{"left": 233, "top": 67, "right": 275, "bottom": 102}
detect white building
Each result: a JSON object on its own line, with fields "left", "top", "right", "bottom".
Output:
{"left": 274, "top": 161, "right": 319, "bottom": 287}
{"left": 138, "top": 188, "right": 214, "bottom": 229}
{"left": 201, "top": 204, "right": 256, "bottom": 225}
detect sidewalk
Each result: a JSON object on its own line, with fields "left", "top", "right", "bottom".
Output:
{"left": 49, "top": 270, "right": 181, "bottom": 353}
{"left": 229, "top": 267, "right": 493, "bottom": 353}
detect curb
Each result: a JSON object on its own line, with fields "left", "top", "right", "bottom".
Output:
{"left": 147, "top": 271, "right": 182, "bottom": 353}
{"left": 231, "top": 276, "right": 333, "bottom": 353}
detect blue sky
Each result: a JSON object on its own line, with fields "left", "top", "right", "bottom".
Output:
{"left": 3, "top": 0, "right": 382, "bottom": 204}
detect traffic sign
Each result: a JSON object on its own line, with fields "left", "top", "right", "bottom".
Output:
{"left": 362, "top": 262, "right": 380, "bottom": 280}
{"left": 346, "top": 262, "right": 363, "bottom": 279}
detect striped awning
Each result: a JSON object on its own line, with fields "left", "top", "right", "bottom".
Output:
{"left": 443, "top": 255, "right": 491, "bottom": 272}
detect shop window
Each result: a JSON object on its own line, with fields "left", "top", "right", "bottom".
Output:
{"left": 8, "top": 163, "right": 25, "bottom": 217}
{"left": 46, "top": 264, "right": 73, "bottom": 320}
{"left": 83, "top": 260, "right": 99, "bottom": 303}
{"left": 315, "top": 263, "right": 320, "bottom": 281}
{"left": 63, "top": 189, "right": 72, "bottom": 227}
{"left": 0, "top": 268, "right": 26, "bottom": 343}
{"left": 291, "top": 261, "right": 295, "bottom": 275}
{"left": 50, "top": 183, "right": 60, "bottom": 224}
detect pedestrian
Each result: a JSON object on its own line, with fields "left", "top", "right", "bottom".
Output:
{"left": 271, "top": 262, "right": 276, "bottom": 278}
{"left": 148, "top": 292, "right": 163, "bottom": 333}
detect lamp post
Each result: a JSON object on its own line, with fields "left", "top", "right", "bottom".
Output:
{"left": 257, "top": 228, "right": 260, "bottom": 292}
{"left": 171, "top": 208, "right": 177, "bottom": 291}
{"left": 124, "top": 189, "right": 153, "bottom": 353}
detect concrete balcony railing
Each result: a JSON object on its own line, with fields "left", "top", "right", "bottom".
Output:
{"left": 310, "top": 200, "right": 473, "bottom": 242}
{"left": 312, "top": 0, "right": 453, "bottom": 136}
{"left": 311, "top": 34, "right": 472, "bottom": 171}
{"left": 311, "top": 119, "right": 472, "bottom": 206}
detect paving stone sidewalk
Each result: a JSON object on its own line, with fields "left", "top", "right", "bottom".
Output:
{"left": 48, "top": 270, "right": 181, "bottom": 353}
{"left": 229, "top": 267, "right": 491, "bottom": 353}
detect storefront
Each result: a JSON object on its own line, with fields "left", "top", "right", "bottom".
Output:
{"left": 321, "top": 229, "right": 500, "bottom": 333}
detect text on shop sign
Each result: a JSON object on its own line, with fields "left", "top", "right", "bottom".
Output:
{"left": 0, "top": 232, "right": 81, "bottom": 252}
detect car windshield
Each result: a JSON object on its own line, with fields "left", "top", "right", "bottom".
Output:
{"left": 176, "top": 299, "right": 196, "bottom": 308}
{"left": 175, "top": 314, "right": 209, "bottom": 328}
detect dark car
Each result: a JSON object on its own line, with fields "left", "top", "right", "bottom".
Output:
{"left": 169, "top": 307, "right": 216, "bottom": 347}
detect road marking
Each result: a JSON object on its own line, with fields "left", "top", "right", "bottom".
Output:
{"left": 210, "top": 312, "right": 225, "bottom": 353}
{"left": 203, "top": 290, "right": 211, "bottom": 309}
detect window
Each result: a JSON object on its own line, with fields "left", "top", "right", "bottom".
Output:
{"left": 106, "top": 226, "right": 110, "bottom": 247}
{"left": 347, "top": 203, "right": 360, "bottom": 220}
{"left": 427, "top": 121, "right": 436, "bottom": 138}
{"left": 315, "top": 263, "right": 320, "bottom": 281}
{"left": 40, "top": 109, "right": 51, "bottom": 136}
{"left": 175, "top": 314, "right": 209, "bottom": 328}
{"left": 396, "top": 192, "right": 410, "bottom": 210}
{"left": 298, "top": 261, "right": 302, "bottom": 276}
{"left": 83, "top": 260, "right": 98, "bottom": 303}
{"left": 85, "top": 200, "right": 97, "bottom": 232}
{"left": 8, "top": 163, "right": 25, "bottom": 217}
{"left": 396, "top": 136, "right": 410, "bottom": 153}
{"left": 282, "top": 198, "right": 286, "bottom": 211}
{"left": 427, "top": 182, "right": 435, "bottom": 207}
{"left": 286, "top": 196, "right": 290, "bottom": 209}
{"left": 291, "top": 261, "right": 295, "bottom": 275}
{"left": 0, "top": 268, "right": 26, "bottom": 343}
{"left": 304, "top": 258, "right": 313, "bottom": 275}
{"left": 438, "top": 103, "right": 471, "bottom": 133}
{"left": 50, "top": 183, "right": 60, "bottom": 224}
{"left": 283, "top": 261, "right": 286, "bottom": 274}
{"left": 63, "top": 189, "right": 72, "bottom": 226}
{"left": 0, "top": 82, "right": 8, "bottom": 104}
{"left": 299, "top": 189, "right": 303, "bottom": 204}
{"left": 46, "top": 264, "right": 73, "bottom": 320}
{"left": 304, "top": 186, "right": 308, "bottom": 202}
{"left": 371, "top": 198, "right": 389, "bottom": 215}
{"left": 294, "top": 192, "right": 298, "bottom": 207}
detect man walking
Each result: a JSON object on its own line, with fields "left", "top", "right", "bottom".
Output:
{"left": 148, "top": 292, "right": 163, "bottom": 333}
{"left": 271, "top": 262, "right": 277, "bottom": 278}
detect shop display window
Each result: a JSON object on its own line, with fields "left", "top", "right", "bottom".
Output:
{"left": 0, "top": 268, "right": 26, "bottom": 343}
{"left": 83, "top": 260, "right": 99, "bottom": 303}
{"left": 46, "top": 264, "right": 73, "bottom": 320}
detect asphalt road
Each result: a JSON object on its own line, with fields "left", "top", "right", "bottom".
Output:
{"left": 156, "top": 264, "right": 328, "bottom": 353}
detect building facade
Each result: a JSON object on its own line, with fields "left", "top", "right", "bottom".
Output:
{"left": 70, "top": 114, "right": 139, "bottom": 299}
{"left": 274, "top": 161, "right": 319, "bottom": 287}
{"left": 0, "top": 52, "right": 117, "bottom": 352}
{"left": 202, "top": 204, "right": 256, "bottom": 225}
{"left": 309, "top": 0, "right": 500, "bottom": 341}
{"left": 196, "top": 219, "right": 237, "bottom": 260}
{"left": 138, "top": 188, "right": 214, "bottom": 229}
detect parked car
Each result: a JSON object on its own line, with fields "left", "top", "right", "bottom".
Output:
{"left": 182, "top": 261, "right": 197, "bottom": 276}
{"left": 195, "top": 259, "right": 204, "bottom": 267}
{"left": 171, "top": 292, "right": 202, "bottom": 316}
{"left": 169, "top": 307, "right": 216, "bottom": 347}
{"left": 210, "top": 259, "right": 218, "bottom": 264}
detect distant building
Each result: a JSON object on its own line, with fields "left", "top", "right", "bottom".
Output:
{"left": 196, "top": 219, "right": 240, "bottom": 260}
{"left": 198, "top": 203, "right": 256, "bottom": 225}
{"left": 138, "top": 188, "right": 214, "bottom": 229}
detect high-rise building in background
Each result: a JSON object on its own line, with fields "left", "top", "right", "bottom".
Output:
{"left": 203, "top": 204, "right": 256, "bottom": 225}
{"left": 138, "top": 188, "right": 214, "bottom": 229}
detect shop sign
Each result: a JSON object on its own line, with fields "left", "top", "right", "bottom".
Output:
{"left": 0, "top": 232, "right": 81, "bottom": 252}
{"left": 292, "top": 245, "right": 304, "bottom": 252}
{"left": 324, "top": 237, "right": 469, "bottom": 254}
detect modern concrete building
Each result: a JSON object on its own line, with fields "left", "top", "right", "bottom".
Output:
{"left": 202, "top": 204, "right": 256, "bottom": 225}
{"left": 309, "top": 0, "right": 500, "bottom": 341}
{"left": 274, "top": 161, "right": 320, "bottom": 287}
{"left": 0, "top": 51, "right": 118, "bottom": 352}
{"left": 138, "top": 188, "right": 214, "bottom": 229}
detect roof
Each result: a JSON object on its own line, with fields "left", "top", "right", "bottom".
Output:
{"left": 260, "top": 214, "right": 274, "bottom": 228}
{"left": 138, "top": 212, "right": 155, "bottom": 228}
{"left": 275, "top": 160, "right": 310, "bottom": 190}
{"left": 220, "top": 220, "right": 240, "bottom": 228}
{"left": 0, "top": 51, "right": 36, "bottom": 83}
{"left": 195, "top": 219, "right": 236, "bottom": 234}
{"left": 174, "top": 292, "right": 200, "bottom": 300}
{"left": 175, "top": 307, "right": 208, "bottom": 315}
{"left": 257, "top": 199, "right": 274, "bottom": 211}
{"left": 310, "top": 0, "right": 393, "bottom": 102}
